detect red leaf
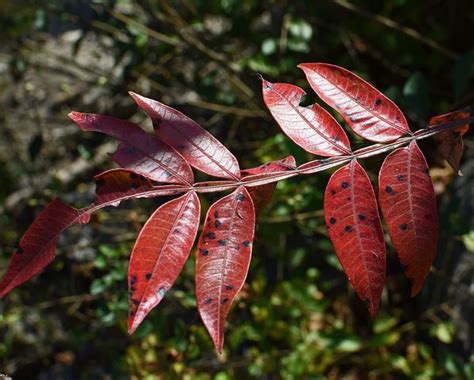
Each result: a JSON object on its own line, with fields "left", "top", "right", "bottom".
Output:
{"left": 129, "top": 92, "right": 241, "bottom": 180}
{"left": 68, "top": 112, "right": 193, "bottom": 184}
{"left": 378, "top": 141, "right": 438, "bottom": 296}
{"left": 429, "top": 108, "right": 471, "bottom": 173}
{"left": 0, "top": 199, "right": 81, "bottom": 297}
{"left": 299, "top": 63, "right": 411, "bottom": 142}
{"left": 128, "top": 192, "right": 200, "bottom": 334}
{"left": 324, "top": 160, "right": 386, "bottom": 316}
{"left": 0, "top": 176, "right": 188, "bottom": 297}
{"left": 196, "top": 186, "right": 255, "bottom": 352}
{"left": 261, "top": 79, "right": 351, "bottom": 156}
{"left": 241, "top": 156, "right": 296, "bottom": 215}
{"left": 94, "top": 169, "right": 155, "bottom": 206}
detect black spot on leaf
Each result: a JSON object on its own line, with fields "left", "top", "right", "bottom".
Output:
{"left": 130, "top": 275, "right": 137, "bottom": 286}
{"left": 329, "top": 217, "right": 336, "bottom": 224}
{"left": 243, "top": 240, "right": 250, "bottom": 247}
{"left": 345, "top": 225, "right": 353, "bottom": 233}
{"left": 214, "top": 211, "right": 220, "bottom": 218}
{"left": 375, "top": 98, "right": 382, "bottom": 106}
{"left": 225, "top": 285, "right": 234, "bottom": 290}
{"left": 397, "top": 174, "right": 406, "bottom": 181}
{"left": 207, "top": 232, "right": 216, "bottom": 239}
{"left": 358, "top": 213, "right": 365, "bottom": 221}
{"left": 330, "top": 189, "right": 336, "bottom": 196}
{"left": 236, "top": 193, "right": 245, "bottom": 201}
{"left": 221, "top": 298, "right": 229, "bottom": 304}
{"left": 218, "top": 239, "right": 227, "bottom": 246}
{"left": 214, "top": 220, "right": 222, "bottom": 228}
{"left": 385, "top": 186, "right": 393, "bottom": 193}
{"left": 145, "top": 273, "right": 152, "bottom": 280}
{"left": 400, "top": 223, "right": 408, "bottom": 230}
{"left": 204, "top": 298, "right": 212, "bottom": 304}
{"left": 200, "top": 248, "right": 209, "bottom": 256}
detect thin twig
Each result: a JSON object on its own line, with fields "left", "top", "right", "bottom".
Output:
{"left": 331, "top": 0, "right": 459, "bottom": 60}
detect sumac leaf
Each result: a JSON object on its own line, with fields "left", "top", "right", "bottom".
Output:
{"left": 299, "top": 63, "right": 411, "bottom": 142}
{"left": 128, "top": 192, "right": 200, "bottom": 334}
{"left": 196, "top": 186, "right": 255, "bottom": 352}
{"left": 94, "top": 169, "right": 155, "bottom": 206}
{"left": 429, "top": 108, "right": 471, "bottom": 173}
{"left": 324, "top": 160, "right": 386, "bottom": 316}
{"left": 68, "top": 112, "right": 193, "bottom": 184}
{"left": 261, "top": 79, "right": 351, "bottom": 156}
{"left": 378, "top": 141, "right": 438, "bottom": 296}
{"left": 241, "top": 156, "right": 296, "bottom": 215}
{"left": 129, "top": 92, "right": 241, "bottom": 180}
{"left": 0, "top": 199, "right": 81, "bottom": 297}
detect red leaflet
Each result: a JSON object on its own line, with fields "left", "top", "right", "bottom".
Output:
{"left": 68, "top": 112, "right": 193, "bottom": 184}
{"left": 0, "top": 199, "right": 81, "bottom": 297}
{"left": 378, "top": 141, "right": 438, "bottom": 296}
{"left": 129, "top": 92, "right": 241, "bottom": 180}
{"left": 94, "top": 169, "right": 156, "bottom": 205}
{"left": 299, "top": 63, "right": 411, "bottom": 142}
{"left": 429, "top": 108, "right": 471, "bottom": 173}
{"left": 241, "top": 156, "right": 296, "bottom": 215}
{"left": 324, "top": 160, "right": 386, "bottom": 316}
{"left": 128, "top": 192, "right": 200, "bottom": 334}
{"left": 261, "top": 79, "right": 351, "bottom": 156}
{"left": 0, "top": 178, "right": 187, "bottom": 297}
{"left": 196, "top": 186, "right": 255, "bottom": 353}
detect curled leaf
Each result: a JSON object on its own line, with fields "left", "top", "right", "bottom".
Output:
{"left": 429, "top": 108, "right": 471, "bottom": 173}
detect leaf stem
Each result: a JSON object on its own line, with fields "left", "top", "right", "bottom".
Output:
{"left": 80, "top": 114, "right": 474, "bottom": 213}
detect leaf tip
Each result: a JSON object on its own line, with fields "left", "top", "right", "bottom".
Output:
{"left": 297, "top": 62, "right": 314, "bottom": 72}
{"left": 68, "top": 111, "right": 85, "bottom": 122}
{"left": 410, "top": 283, "right": 423, "bottom": 298}
{"left": 128, "top": 91, "right": 142, "bottom": 101}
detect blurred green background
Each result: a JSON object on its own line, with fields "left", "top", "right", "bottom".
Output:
{"left": 1, "top": 1, "right": 473, "bottom": 379}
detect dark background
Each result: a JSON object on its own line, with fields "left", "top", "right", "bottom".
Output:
{"left": 0, "top": 1, "right": 473, "bottom": 379}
